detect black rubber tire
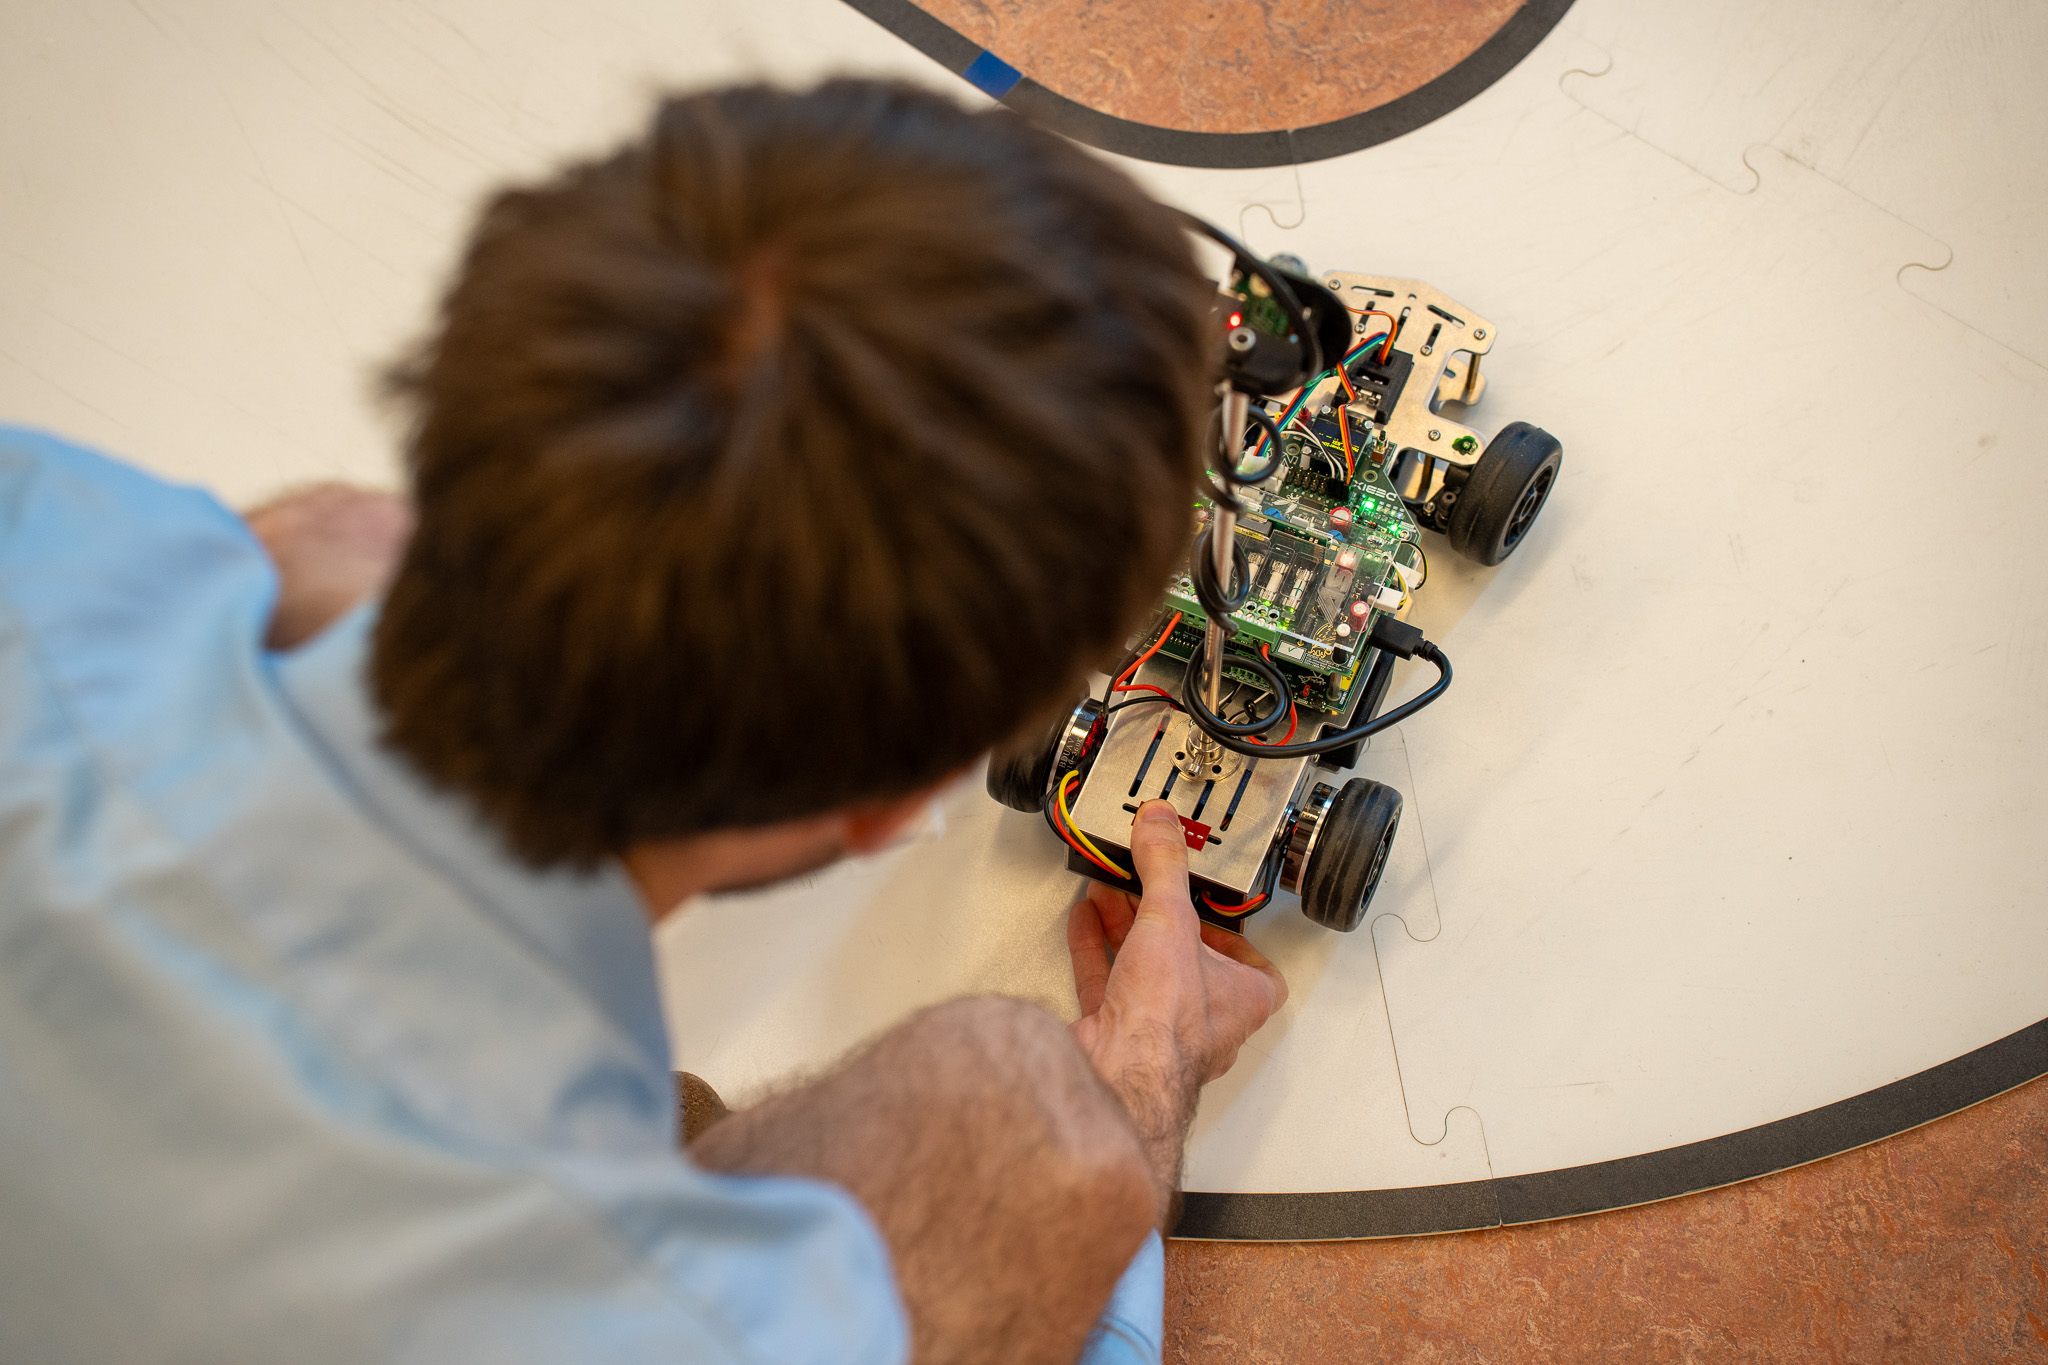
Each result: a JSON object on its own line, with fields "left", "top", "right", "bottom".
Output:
{"left": 1446, "top": 421, "right": 1562, "bottom": 567}
{"left": 1298, "top": 778, "right": 1402, "bottom": 932}
{"left": 986, "top": 696, "right": 1084, "bottom": 813}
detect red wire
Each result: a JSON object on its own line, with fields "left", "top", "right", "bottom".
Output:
{"left": 1353, "top": 309, "right": 1398, "bottom": 362}
{"left": 1248, "top": 702, "right": 1298, "bottom": 746}
{"left": 1244, "top": 643, "right": 1299, "bottom": 747}
{"left": 1202, "top": 892, "right": 1268, "bottom": 917}
{"left": 1334, "top": 370, "right": 1359, "bottom": 479}
{"left": 1115, "top": 611, "right": 1183, "bottom": 693}
{"left": 1049, "top": 775, "right": 1130, "bottom": 878}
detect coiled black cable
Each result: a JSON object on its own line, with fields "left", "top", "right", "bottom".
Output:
{"left": 1181, "top": 639, "right": 1454, "bottom": 759}
{"left": 1192, "top": 403, "right": 1284, "bottom": 635}
{"left": 1180, "top": 636, "right": 1292, "bottom": 738}
{"left": 1189, "top": 530, "right": 1250, "bottom": 622}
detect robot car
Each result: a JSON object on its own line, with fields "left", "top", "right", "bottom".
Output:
{"left": 988, "top": 225, "right": 1562, "bottom": 932}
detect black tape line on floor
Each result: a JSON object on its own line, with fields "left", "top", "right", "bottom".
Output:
{"left": 1169, "top": 1015, "right": 2048, "bottom": 1241}
{"left": 836, "top": 0, "right": 1579, "bottom": 169}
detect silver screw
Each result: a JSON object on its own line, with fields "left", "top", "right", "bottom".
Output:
{"left": 1428, "top": 428, "right": 1442, "bottom": 441}
{"left": 1474, "top": 329, "right": 1486, "bottom": 339}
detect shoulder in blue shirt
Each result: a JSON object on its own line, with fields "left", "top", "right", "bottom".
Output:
{"left": 0, "top": 428, "right": 908, "bottom": 1364}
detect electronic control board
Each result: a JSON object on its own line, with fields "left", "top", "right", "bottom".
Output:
{"left": 988, "top": 251, "right": 1560, "bottom": 932}
{"left": 1160, "top": 373, "right": 1424, "bottom": 717}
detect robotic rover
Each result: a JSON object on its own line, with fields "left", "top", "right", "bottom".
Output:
{"left": 988, "top": 223, "right": 1562, "bottom": 932}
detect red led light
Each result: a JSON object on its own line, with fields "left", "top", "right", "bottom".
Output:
{"left": 1227, "top": 312, "right": 1243, "bottom": 328}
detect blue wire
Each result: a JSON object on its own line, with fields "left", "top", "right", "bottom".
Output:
{"left": 1270, "top": 332, "right": 1391, "bottom": 432}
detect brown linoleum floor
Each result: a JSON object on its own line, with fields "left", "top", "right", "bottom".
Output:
{"left": 1163, "top": 1074, "right": 2048, "bottom": 1362}
{"left": 920, "top": 0, "right": 1519, "bottom": 132}
{"left": 895, "top": 3, "right": 2048, "bottom": 1357}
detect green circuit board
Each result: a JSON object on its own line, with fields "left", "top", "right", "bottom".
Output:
{"left": 1158, "top": 400, "right": 1420, "bottom": 714}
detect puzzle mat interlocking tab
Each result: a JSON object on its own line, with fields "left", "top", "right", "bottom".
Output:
{"left": 1188, "top": 9, "right": 2048, "bottom": 1184}
{"left": 666, "top": 6, "right": 2048, "bottom": 1193}
{"left": 658, "top": 730, "right": 1486, "bottom": 1196}
{"left": 1554, "top": 0, "right": 2048, "bottom": 371}
{"left": 0, "top": 0, "right": 1479, "bottom": 1197}
{"left": 6, "top": 0, "right": 2044, "bottom": 1202}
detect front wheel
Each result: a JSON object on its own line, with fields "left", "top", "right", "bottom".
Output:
{"left": 1445, "top": 421, "right": 1561, "bottom": 566}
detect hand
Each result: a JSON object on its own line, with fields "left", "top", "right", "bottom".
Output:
{"left": 243, "top": 484, "right": 413, "bottom": 650}
{"left": 1065, "top": 798, "right": 1287, "bottom": 1213}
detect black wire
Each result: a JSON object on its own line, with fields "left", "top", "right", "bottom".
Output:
{"left": 1104, "top": 694, "right": 1182, "bottom": 717}
{"left": 1182, "top": 640, "right": 1454, "bottom": 758}
{"left": 1218, "top": 680, "right": 1247, "bottom": 725}
{"left": 1100, "top": 610, "right": 1178, "bottom": 711}
{"left": 1039, "top": 777, "right": 1071, "bottom": 842}
{"left": 1177, "top": 213, "right": 1324, "bottom": 379}
{"left": 1180, "top": 637, "right": 1292, "bottom": 738}
{"left": 1041, "top": 773, "right": 1139, "bottom": 883}
{"left": 1189, "top": 528, "right": 1251, "bottom": 622}
{"left": 1191, "top": 404, "right": 1282, "bottom": 644}
{"left": 1204, "top": 406, "right": 1284, "bottom": 516}
{"left": 1245, "top": 837, "right": 1286, "bottom": 904}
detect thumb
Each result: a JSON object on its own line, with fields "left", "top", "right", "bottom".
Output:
{"left": 1128, "top": 799, "right": 1192, "bottom": 914}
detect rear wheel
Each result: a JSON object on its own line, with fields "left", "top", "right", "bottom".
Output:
{"left": 1294, "top": 778, "right": 1402, "bottom": 931}
{"left": 1445, "top": 421, "right": 1561, "bottom": 566}
{"left": 986, "top": 696, "right": 1102, "bottom": 813}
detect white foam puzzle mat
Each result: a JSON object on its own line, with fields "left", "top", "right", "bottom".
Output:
{"left": 3, "top": 0, "right": 2041, "bottom": 1237}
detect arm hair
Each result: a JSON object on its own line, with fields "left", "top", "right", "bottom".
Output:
{"left": 689, "top": 996, "right": 1158, "bottom": 1365}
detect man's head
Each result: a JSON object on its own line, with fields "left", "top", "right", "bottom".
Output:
{"left": 374, "top": 79, "right": 1217, "bottom": 878}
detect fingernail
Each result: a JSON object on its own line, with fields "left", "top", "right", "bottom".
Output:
{"left": 1139, "top": 801, "right": 1180, "bottom": 826}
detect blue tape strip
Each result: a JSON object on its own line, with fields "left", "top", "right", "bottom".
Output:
{"left": 961, "top": 49, "right": 1022, "bottom": 100}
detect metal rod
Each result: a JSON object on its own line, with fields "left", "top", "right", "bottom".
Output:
{"left": 1197, "top": 388, "right": 1249, "bottom": 760}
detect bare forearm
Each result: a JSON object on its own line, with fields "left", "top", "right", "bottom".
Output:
{"left": 690, "top": 996, "right": 1155, "bottom": 1365}
{"left": 1072, "top": 1027, "right": 1199, "bottom": 1228}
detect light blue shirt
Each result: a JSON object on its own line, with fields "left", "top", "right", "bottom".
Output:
{"left": 0, "top": 428, "right": 1162, "bottom": 1363}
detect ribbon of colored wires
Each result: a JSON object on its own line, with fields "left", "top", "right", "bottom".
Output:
{"left": 1202, "top": 845, "right": 1284, "bottom": 917}
{"left": 1350, "top": 308, "right": 1398, "bottom": 363}
{"left": 1250, "top": 332, "right": 1391, "bottom": 465}
{"left": 1334, "top": 369, "right": 1359, "bottom": 479}
{"left": 1049, "top": 770, "right": 1130, "bottom": 879}
{"left": 1202, "top": 891, "right": 1265, "bottom": 917}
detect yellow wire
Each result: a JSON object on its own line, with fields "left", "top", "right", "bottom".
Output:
{"left": 1058, "top": 771, "right": 1130, "bottom": 878}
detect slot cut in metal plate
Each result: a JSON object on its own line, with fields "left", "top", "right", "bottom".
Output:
{"left": 1068, "top": 660, "right": 1318, "bottom": 896}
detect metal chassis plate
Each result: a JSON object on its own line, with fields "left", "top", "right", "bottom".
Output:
{"left": 1320, "top": 271, "right": 1495, "bottom": 475}
{"left": 1067, "top": 654, "right": 1366, "bottom": 897}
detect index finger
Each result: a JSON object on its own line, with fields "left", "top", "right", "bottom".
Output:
{"left": 1066, "top": 895, "right": 1113, "bottom": 1016}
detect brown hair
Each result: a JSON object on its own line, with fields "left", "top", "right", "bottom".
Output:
{"left": 374, "top": 80, "right": 1215, "bottom": 866}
